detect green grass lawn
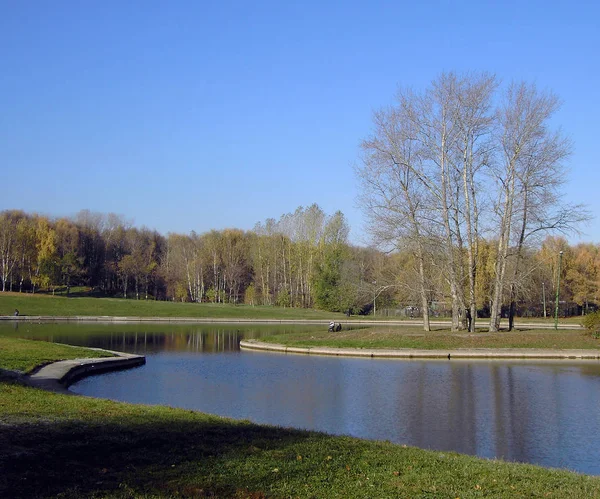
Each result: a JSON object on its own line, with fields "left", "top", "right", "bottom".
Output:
{"left": 0, "top": 291, "right": 343, "bottom": 320}
{"left": 2, "top": 335, "right": 600, "bottom": 497}
{"left": 1, "top": 292, "right": 587, "bottom": 332}
{"left": 0, "top": 336, "right": 113, "bottom": 373}
{"left": 2, "top": 380, "right": 600, "bottom": 498}
{"left": 260, "top": 326, "right": 600, "bottom": 350}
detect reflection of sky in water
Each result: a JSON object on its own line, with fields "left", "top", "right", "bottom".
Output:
{"left": 4, "top": 322, "right": 600, "bottom": 475}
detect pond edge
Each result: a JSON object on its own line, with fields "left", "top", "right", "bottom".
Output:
{"left": 12, "top": 350, "right": 146, "bottom": 394}
{"left": 240, "top": 339, "right": 600, "bottom": 360}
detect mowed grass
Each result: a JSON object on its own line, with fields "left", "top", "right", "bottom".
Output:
{"left": 0, "top": 292, "right": 343, "bottom": 320}
{"left": 2, "top": 381, "right": 600, "bottom": 498}
{"left": 2, "top": 335, "right": 600, "bottom": 496}
{"left": 0, "top": 336, "right": 113, "bottom": 373}
{"left": 261, "top": 326, "right": 600, "bottom": 350}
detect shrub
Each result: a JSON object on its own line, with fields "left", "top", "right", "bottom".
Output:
{"left": 582, "top": 311, "right": 600, "bottom": 338}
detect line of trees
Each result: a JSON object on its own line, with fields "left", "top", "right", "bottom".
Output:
{"left": 0, "top": 73, "right": 594, "bottom": 321}
{"left": 0, "top": 207, "right": 597, "bottom": 322}
{"left": 357, "top": 72, "right": 589, "bottom": 331}
{"left": 0, "top": 207, "right": 382, "bottom": 312}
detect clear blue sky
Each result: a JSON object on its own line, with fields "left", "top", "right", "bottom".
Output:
{"left": 1, "top": 1, "right": 598, "bottom": 245}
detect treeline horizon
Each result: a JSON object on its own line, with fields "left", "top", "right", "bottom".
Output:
{"left": 1, "top": 207, "right": 599, "bottom": 320}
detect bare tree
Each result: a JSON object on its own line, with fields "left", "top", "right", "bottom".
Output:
{"left": 358, "top": 101, "right": 434, "bottom": 330}
{"left": 449, "top": 74, "right": 497, "bottom": 331}
{"left": 488, "top": 82, "right": 586, "bottom": 331}
{"left": 358, "top": 72, "right": 498, "bottom": 331}
{"left": 358, "top": 73, "right": 585, "bottom": 332}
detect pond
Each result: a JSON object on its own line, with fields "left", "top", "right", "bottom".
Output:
{"left": 3, "top": 321, "right": 600, "bottom": 475}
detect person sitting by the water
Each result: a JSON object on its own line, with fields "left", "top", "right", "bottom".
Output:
{"left": 14, "top": 309, "right": 19, "bottom": 316}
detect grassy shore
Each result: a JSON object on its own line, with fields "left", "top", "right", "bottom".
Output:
{"left": 3, "top": 335, "right": 600, "bottom": 496}
{"left": 0, "top": 292, "right": 343, "bottom": 320}
{"left": 0, "top": 291, "right": 586, "bottom": 328}
{"left": 0, "top": 336, "right": 113, "bottom": 372}
{"left": 260, "top": 326, "right": 600, "bottom": 350}
{"left": 2, "top": 379, "right": 600, "bottom": 498}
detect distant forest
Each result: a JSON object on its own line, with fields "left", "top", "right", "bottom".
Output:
{"left": 0, "top": 208, "right": 597, "bottom": 319}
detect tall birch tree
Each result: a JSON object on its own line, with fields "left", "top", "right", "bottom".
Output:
{"left": 358, "top": 102, "right": 435, "bottom": 330}
{"left": 358, "top": 73, "right": 584, "bottom": 331}
{"left": 488, "top": 83, "right": 583, "bottom": 331}
{"left": 358, "top": 72, "right": 497, "bottom": 330}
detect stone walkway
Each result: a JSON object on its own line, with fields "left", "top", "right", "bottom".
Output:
{"left": 21, "top": 351, "right": 145, "bottom": 394}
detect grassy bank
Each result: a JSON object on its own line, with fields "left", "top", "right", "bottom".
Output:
{"left": 0, "top": 292, "right": 586, "bottom": 328}
{"left": 2, "top": 336, "right": 600, "bottom": 497}
{"left": 0, "top": 336, "right": 113, "bottom": 373}
{"left": 261, "top": 326, "right": 600, "bottom": 350}
{"left": 0, "top": 292, "right": 342, "bottom": 320}
{"left": 2, "top": 381, "right": 600, "bottom": 498}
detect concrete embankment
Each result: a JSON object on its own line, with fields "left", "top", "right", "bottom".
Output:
{"left": 240, "top": 339, "right": 600, "bottom": 360}
{"left": 23, "top": 350, "right": 145, "bottom": 394}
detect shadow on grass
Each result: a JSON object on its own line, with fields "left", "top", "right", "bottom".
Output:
{"left": 0, "top": 414, "right": 320, "bottom": 498}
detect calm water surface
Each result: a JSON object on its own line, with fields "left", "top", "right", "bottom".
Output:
{"left": 4, "top": 321, "right": 600, "bottom": 475}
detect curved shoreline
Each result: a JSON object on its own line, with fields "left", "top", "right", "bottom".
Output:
{"left": 4, "top": 350, "right": 146, "bottom": 394}
{"left": 0, "top": 318, "right": 591, "bottom": 395}
{"left": 240, "top": 339, "right": 600, "bottom": 360}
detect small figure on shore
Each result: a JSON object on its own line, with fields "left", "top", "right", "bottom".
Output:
{"left": 465, "top": 308, "right": 472, "bottom": 330}
{"left": 328, "top": 321, "right": 342, "bottom": 332}
{"left": 14, "top": 309, "right": 19, "bottom": 317}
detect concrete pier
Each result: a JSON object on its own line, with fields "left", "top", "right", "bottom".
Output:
{"left": 24, "top": 350, "right": 145, "bottom": 393}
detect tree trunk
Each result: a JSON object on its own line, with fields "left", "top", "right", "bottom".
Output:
{"left": 489, "top": 163, "right": 515, "bottom": 332}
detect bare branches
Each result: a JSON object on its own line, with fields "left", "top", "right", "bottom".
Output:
{"left": 357, "top": 72, "right": 587, "bottom": 332}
